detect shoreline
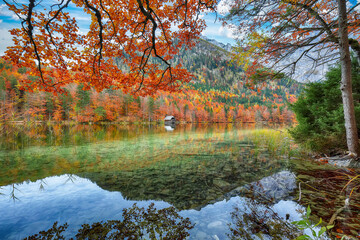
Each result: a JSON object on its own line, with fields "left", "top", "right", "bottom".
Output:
{"left": 0, "top": 120, "right": 290, "bottom": 126}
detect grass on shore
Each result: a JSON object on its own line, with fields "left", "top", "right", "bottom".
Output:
{"left": 243, "top": 128, "right": 307, "bottom": 159}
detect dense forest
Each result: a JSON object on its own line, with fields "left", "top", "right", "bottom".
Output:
{"left": 0, "top": 39, "right": 301, "bottom": 124}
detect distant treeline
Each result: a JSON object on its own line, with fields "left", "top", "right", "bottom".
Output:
{"left": 0, "top": 59, "right": 296, "bottom": 124}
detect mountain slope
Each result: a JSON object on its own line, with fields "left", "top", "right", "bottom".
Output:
{"left": 173, "top": 38, "right": 302, "bottom": 109}
{"left": 0, "top": 39, "right": 302, "bottom": 123}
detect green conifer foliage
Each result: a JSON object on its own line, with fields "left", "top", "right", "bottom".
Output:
{"left": 76, "top": 84, "right": 90, "bottom": 111}
{"left": 290, "top": 58, "right": 360, "bottom": 153}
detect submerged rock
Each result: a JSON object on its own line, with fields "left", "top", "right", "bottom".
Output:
{"left": 213, "top": 179, "right": 231, "bottom": 190}
{"left": 243, "top": 170, "right": 297, "bottom": 202}
{"left": 225, "top": 171, "right": 297, "bottom": 203}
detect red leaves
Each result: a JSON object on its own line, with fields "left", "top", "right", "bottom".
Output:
{"left": 4, "top": 0, "right": 216, "bottom": 95}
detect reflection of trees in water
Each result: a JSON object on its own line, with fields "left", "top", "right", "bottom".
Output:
{"left": 0, "top": 123, "right": 252, "bottom": 151}
{"left": 228, "top": 199, "right": 301, "bottom": 240}
{"left": 10, "top": 184, "right": 20, "bottom": 201}
{"left": 24, "top": 203, "right": 194, "bottom": 240}
{"left": 2, "top": 174, "right": 78, "bottom": 201}
{"left": 39, "top": 179, "right": 47, "bottom": 191}
{"left": 64, "top": 174, "right": 77, "bottom": 184}
{"left": 0, "top": 124, "right": 259, "bottom": 187}
{"left": 0, "top": 184, "right": 22, "bottom": 202}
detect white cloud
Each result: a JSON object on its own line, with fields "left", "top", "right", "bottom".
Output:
{"left": 216, "top": 0, "right": 233, "bottom": 16}
{"left": 0, "top": 4, "right": 10, "bottom": 16}
{"left": 219, "top": 25, "right": 235, "bottom": 38}
{"left": 0, "top": 27, "right": 13, "bottom": 56}
{"left": 0, "top": 4, "right": 13, "bottom": 17}
{"left": 354, "top": 4, "right": 360, "bottom": 13}
{"left": 199, "top": 13, "right": 236, "bottom": 45}
{"left": 0, "top": 4, "right": 20, "bottom": 21}
{"left": 11, "top": 14, "right": 20, "bottom": 20}
{"left": 202, "top": 17, "right": 235, "bottom": 39}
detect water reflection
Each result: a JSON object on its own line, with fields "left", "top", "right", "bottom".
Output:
{"left": 25, "top": 203, "right": 194, "bottom": 240}
{"left": 0, "top": 175, "right": 168, "bottom": 239}
{"left": 0, "top": 123, "right": 257, "bottom": 151}
{"left": 228, "top": 199, "right": 300, "bottom": 239}
{"left": 1, "top": 124, "right": 359, "bottom": 238}
{"left": 165, "top": 125, "right": 175, "bottom": 131}
{"left": 0, "top": 175, "right": 306, "bottom": 240}
{"left": 164, "top": 121, "right": 176, "bottom": 131}
{"left": 78, "top": 151, "right": 287, "bottom": 210}
{"left": 0, "top": 124, "right": 261, "bottom": 188}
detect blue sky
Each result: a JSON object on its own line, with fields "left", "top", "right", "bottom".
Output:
{"left": 201, "top": 12, "right": 235, "bottom": 44}
{"left": 0, "top": 0, "right": 235, "bottom": 55}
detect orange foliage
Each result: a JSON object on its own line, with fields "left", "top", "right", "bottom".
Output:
{"left": 0, "top": 59, "right": 296, "bottom": 124}
{"left": 3, "top": 0, "right": 216, "bottom": 95}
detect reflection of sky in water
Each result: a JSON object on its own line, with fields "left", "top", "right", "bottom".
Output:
{"left": 0, "top": 176, "right": 171, "bottom": 239}
{"left": 0, "top": 175, "right": 310, "bottom": 240}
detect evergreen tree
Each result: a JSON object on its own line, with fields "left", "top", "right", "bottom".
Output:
{"left": 148, "top": 97, "right": 155, "bottom": 121}
{"left": 76, "top": 84, "right": 90, "bottom": 111}
{"left": 290, "top": 58, "right": 360, "bottom": 153}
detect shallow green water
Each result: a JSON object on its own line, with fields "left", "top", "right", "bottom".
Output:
{"left": 0, "top": 123, "right": 358, "bottom": 239}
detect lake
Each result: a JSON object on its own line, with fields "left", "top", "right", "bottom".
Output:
{"left": 0, "top": 123, "right": 359, "bottom": 239}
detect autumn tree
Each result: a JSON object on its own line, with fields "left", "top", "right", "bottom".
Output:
{"left": 3, "top": 0, "right": 216, "bottom": 95}
{"left": 224, "top": 0, "right": 360, "bottom": 155}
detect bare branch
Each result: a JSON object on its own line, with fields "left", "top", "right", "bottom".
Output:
{"left": 84, "top": 0, "right": 104, "bottom": 76}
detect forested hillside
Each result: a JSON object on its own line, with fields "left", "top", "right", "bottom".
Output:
{"left": 0, "top": 38, "right": 301, "bottom": 123}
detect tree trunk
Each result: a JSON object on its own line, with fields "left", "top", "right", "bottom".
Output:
{"left": 337, "top": 0, "right": 359, "bottom": 156}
